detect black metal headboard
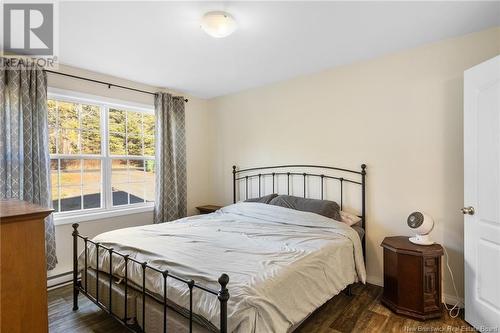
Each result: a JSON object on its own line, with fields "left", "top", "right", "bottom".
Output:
{"left": 232, "top": 164, "right": 367, "bottom": 257}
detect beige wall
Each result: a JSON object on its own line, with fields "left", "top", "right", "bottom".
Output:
{"left": 207, "top": 27, "right": 500, "bottom": 301}
{"left": 48, "top": 28, "right": 500, "bottom": 301}
{"left": 47, "top": 64, "right": 214, "bottom": 279}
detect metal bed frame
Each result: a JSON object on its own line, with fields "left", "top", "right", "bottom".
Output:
{"left": 232, "top": 164, "right": 367, "bottom": 258}
{"left": 72, "top": 164, "right": 366, "bottom": 333}
{"left": 71, "top": 224, "right": 229, "bottom": 333}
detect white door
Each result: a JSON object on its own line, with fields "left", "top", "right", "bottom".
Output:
{"left": 464, "top": 55, "right": 500, "bottom": 332}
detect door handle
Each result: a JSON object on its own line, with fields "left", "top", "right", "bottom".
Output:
{"left": 461, "top": 206, "right": 475, "bottom": 215}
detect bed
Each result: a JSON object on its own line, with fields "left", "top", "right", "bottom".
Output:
{"left": 71, "top": 164, "right": 367, "bottom": 333}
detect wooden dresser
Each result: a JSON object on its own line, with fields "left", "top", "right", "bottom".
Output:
{"left": 381, "top": 236, "right": 443, "bottom": 320}
{"left": 0, "top": 200, "right": 53, "bottom": 333}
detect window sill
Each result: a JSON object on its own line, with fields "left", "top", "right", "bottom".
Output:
{"left": 53, "top": 204, "right": 154, "bottom": 226}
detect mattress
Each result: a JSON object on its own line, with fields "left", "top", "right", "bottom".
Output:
{"left": 79, "top": 202, "right": 366, "bottom": 332}
{"left": 82, "top": 268, "right": 213, "bottom": 332}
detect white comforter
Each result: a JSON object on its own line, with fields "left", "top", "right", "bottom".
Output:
{"left": 82, "top": 202, "right": 366, "bottom": 333}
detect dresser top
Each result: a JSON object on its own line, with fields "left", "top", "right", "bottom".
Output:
{"left": 0, "top": 199, "right": 53, "bottom": 222}
{"left": 381, "top": 236, "right": 443, "bottom": 256}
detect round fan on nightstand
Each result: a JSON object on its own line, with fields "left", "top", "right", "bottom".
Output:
{"left": 407, "top": 212, "right": 434, "bottom": 245}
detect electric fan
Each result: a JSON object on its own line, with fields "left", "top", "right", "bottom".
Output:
{"left": 407, "top": 212, "right": 434, "bottom": 245}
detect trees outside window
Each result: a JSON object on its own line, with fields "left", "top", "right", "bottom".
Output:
{"left": 49, "top": 96, "right": 155, "bottom": 215}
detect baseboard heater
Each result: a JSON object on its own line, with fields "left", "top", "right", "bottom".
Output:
{"left": 47, "top": 270, "right": 73, "bottom": 289}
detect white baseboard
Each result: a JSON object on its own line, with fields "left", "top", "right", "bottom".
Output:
{"left": 443, "top": 293, "right": 464, "bottom": 308}
{"left": 47, "top": 271, "right": 465, "bottom": 309}
{"left": 366, "top": 275, "right": 464, "bottom": 308}
{"left": 366, "top": 275, "right": 383, "bottom": 286}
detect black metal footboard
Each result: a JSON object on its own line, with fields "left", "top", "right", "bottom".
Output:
{"left": 72, "top": 223, "right": 230, "bottom": 333}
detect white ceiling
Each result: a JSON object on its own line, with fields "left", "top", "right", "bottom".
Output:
{"left": 59, "top": 1, "right": 500, "bottom": 99}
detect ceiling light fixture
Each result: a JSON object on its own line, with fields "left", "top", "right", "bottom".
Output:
{"left": 201, "top": 11, "right": 237, "bottom": 38}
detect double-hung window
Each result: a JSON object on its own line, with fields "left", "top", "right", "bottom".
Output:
{"left": 48, "top": 91, "right": 155, "bottom": 222}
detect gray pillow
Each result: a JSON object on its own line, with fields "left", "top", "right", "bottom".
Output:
{"left": 244, "top": 193, "right": 278, "bottom": 204}
{"left": 269, "top": 195, "right": 341, "bottom": 221}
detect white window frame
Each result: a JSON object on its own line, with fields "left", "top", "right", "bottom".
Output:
{"left": 48, "top": 88, "right": 155, "bottom": 225}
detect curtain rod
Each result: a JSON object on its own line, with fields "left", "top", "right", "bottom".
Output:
{"left": 44, "top": 70, "right": 188, "bottom": 103}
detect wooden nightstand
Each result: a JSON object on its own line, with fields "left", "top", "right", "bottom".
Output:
{"left": 196, "top": 205, "right": 222, "bottom": 214}
{"left": 381, "top": 236, "right": 443, "bottom": 320}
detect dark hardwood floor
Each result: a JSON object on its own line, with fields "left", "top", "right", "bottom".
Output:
{"left": 295, "top": 283, "right": 472, "bottom": 333}
{"left": 48, "top": 285, "right": 126, "bottom": 333}
{"left": 49, "top": 283, "right": 472, "bottom": 333}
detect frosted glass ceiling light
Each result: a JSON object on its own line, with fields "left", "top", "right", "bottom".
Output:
{"left": 201, "top": 11, "right": 237, "bottom": 38}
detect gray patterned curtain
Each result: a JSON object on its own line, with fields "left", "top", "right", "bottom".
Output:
{"left": 154, "top": 92, "right": 187, "bottom": 223}
{"left": 0, "top": 63, "right": 58, "bottom": 270}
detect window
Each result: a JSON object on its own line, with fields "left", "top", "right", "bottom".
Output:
{"left": 108, "top": 108, "right": 155, "bottom": 206}
{"left": 49, "top": 93, "right": 155, "bottom": 218}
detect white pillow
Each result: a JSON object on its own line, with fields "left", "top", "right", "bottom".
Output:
{"left": 340, "top": 211, "right": 362, "bottom": 226}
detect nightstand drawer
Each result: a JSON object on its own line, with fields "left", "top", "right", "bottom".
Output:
{"left": 196, "top": 205, "right": 222, "bottom": 214}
